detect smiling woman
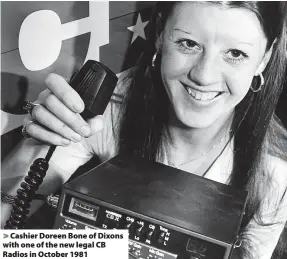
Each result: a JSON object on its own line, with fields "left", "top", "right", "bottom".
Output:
{"left": 160, "top": 2, "right": 270, "bottom": 130}
{"left": 1, "top": 2, "right": 287, "bottom": 259}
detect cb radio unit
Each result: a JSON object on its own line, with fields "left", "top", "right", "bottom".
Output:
{"left": 53, "top": 155, "right": 247, "bottom": 259}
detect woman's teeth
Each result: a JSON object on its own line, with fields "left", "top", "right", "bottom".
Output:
{"left": 186, "top": 87, "right": 221, "bottom": 101}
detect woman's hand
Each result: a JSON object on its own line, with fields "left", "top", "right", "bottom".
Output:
{"left": 23, "top": 73, "right": 104, "bottom": 146}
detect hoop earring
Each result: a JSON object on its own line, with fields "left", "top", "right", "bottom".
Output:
{"left": 251, "top": 73, "right": 264, "bottom": 93}
{"left": 152, "top": 50, "right": 160, "bottom": 68}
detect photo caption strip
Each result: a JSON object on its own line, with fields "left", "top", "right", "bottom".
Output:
{"left": 1, "top": 230, "right": 128, "bottom": 259}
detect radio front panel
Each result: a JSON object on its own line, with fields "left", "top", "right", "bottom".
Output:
{"left": 54, "top": 190, "right": 232, "bottom": 259}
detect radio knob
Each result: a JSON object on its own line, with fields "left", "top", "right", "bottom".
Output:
{"left": 135, "top": 225, "right": 144, "bottom": 236}
{"left": 125, "top": 221, "right": 135, "bottom": 238}
{"left": 124, "top": 221, "right": 133, "bottom": 229}
{"left": 146, "top": 229, "right": 154, "bottom": 239}
{"left": 103, "top": 218, "right": 109, "bottom": 225}
{"left": 157, "top": 231, "right": 165, "bottom": 243}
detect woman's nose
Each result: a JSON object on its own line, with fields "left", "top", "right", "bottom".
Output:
{"left": 188, "top": 53, "right": 220, "bottom": 86}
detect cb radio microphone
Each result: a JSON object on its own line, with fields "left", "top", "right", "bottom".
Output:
{"left": 70, "top": 60, "right": 118, "bottom": 119}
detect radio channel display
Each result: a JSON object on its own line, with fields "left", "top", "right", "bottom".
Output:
{"left": 68, "top": 197, "right": 99, "bottom": 221}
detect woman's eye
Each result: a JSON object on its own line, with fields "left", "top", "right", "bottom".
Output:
{"left": 225, "top": 49, "right": 249, "bottom": 64}
{"left": 183, "top": 40, "right": 197, "bottom": 48}
{"left": 176, "top": 39, "right": 201, "bottom": 53}
{"left": 230, "top": 50, "right": 241, "bottom": 58}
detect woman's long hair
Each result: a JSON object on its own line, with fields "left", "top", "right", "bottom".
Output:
{"left": 118, "top": 2, "right": 287, "bottom": 258}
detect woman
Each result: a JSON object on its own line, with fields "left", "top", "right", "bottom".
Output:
{"left": 2, "top": 1, "right": 287, "bottom": 258}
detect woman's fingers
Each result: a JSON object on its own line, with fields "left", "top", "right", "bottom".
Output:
{"left": 23, "top": 108, "right": 104, "bottom": 146}
{"left": 22, "top": 73, "right": 105, "bottom": 146}
{"left": 36, "top": 92, "right": 91, "bottom": 137}
{"left": 23, "top": 115, "right": 71, "bottom": 146}
{"left": 44, "top": 73, "right": 85, "bottom": 113}
{"left": 30, "top": 104, "right": 83, "bottom": 142}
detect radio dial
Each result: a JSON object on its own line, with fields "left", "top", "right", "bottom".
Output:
{"left": 125, "top": 221, "right": 133, "bottom": 229}
{"left": 103, "top": 218, "right": 109, "bottom": 225}
{"left": 135, "top": 225, "right": 144, "bottom": 236}
{"left": 157, "top": 231, "right": 166, "bottom": 243}
{"left": 125, "top": 221, "right": 135, "bottom": 238}
{"left": 114, "top": 221, "right": 120, "bottom": 229}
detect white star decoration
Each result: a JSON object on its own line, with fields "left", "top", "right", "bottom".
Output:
{"left": 127, "top": 13, "right": 149, "bottom": 44}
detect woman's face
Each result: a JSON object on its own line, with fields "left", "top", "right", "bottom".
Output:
{"left": 160, "top": 2, "right": 269, "bottom": 129}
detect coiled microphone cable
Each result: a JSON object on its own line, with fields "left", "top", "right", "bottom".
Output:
{"left": 4, "top": 146, "right": 56, "bottom": 229}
